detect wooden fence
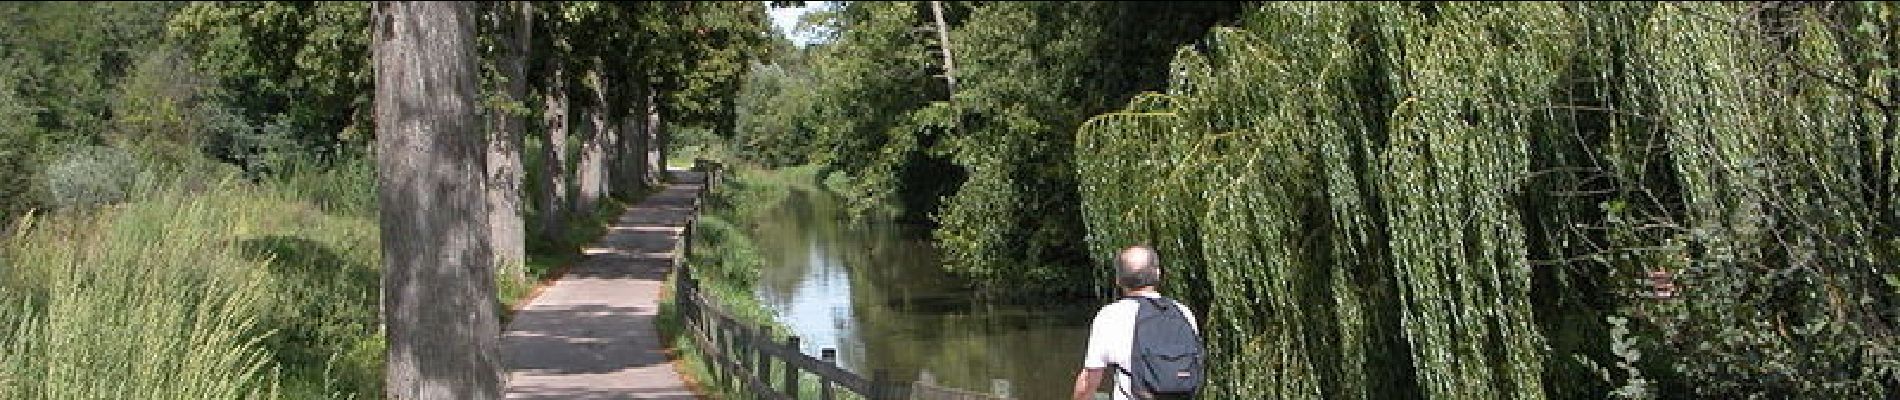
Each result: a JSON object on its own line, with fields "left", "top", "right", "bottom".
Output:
{"left": 674, "top": 160, "right": 1012, "bottom": 400}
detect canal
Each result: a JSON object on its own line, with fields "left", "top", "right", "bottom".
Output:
{"left": 749, "top": 188, "right": 1096, "bottom": 400}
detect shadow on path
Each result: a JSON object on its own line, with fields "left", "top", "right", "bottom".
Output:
{"left": 502, "top": 170, "right": 705, "bottom": 400}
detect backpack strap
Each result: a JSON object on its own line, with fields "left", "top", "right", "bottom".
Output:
{"left": 1107, "top": 362, "right": 1141, "bottom": 399}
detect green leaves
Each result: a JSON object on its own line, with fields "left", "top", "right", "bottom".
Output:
{"left": 1076, "top": 1, "right": 1900, "bottom": 398}
{"left": 167, "top": 1, "right": 372, "bottom": 156}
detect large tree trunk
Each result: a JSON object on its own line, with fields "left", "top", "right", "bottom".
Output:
{"left": 643, "top": 90, "right": 666, "bottom": 186}
{"left": 371, "top": 2, "right": 503, "bottom": 399}
{"left": 575, "top": 69, "right": 608, "bottom": 214}
{"left": 485, "top": 0, "right": 530, "bottom": 281}
{"left": 538, "top": 61, "right": 570, "bottom": 237}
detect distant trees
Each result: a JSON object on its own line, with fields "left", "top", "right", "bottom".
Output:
{"left": 732, "top": 1, "right": 1245, "bottom": 298}
{"left": 168, "top": 1, "right": 374, "bottom": 166}
{"left": 0, "top": 2, "right": 183, "bottom": 221}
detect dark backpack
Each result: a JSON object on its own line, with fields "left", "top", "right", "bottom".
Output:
{"left": 1116, "top": 296, "right": 1203, "bottom": 399}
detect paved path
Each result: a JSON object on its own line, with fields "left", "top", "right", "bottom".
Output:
{"left": 502, "top": 170, "right": 703, "bottom": 400}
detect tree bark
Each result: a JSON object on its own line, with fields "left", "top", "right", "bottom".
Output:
{"left": 618, "top": 83, "right": 651, "bottom": 195}
{"left": 644, "top": 90, "right": 666, "bottom": 186}
{"left": 371, "top": 2, "right": 503, "bottom": 399}
{"left": 538, "top": 58, "right": 570, "bottom": 237}
{"left": 929, "top": 0, "right": 958, "bottom": 94}
{"left": 485, "top": 0, "right": 530, "bottom": 281}
{"left": 575, "top": 68, "right": 608, "bottom": 214}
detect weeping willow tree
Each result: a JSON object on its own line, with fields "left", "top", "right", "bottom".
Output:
{"left": 1078, "top": 2, "right": 1898, "bottom": 398}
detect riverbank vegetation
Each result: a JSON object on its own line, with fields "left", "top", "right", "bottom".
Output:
{"left": 657, "top": 162, "right": 826, "bottom": 398}
{"left": 730, "top": 1, "right": 1899, "bottom": 398}
{"left": 733, "top": 1, "right": 1248, "bottom": 298}
{"left": 1, "top": 1, "right": 769, "bottom": 398}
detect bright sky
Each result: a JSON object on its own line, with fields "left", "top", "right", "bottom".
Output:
{"left": 766, "top": 1, "right": 828, "bottom": 47}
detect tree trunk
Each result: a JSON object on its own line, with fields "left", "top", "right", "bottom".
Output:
{"left": 617, "top": 113, "right": 645, "bottom": 197}
{"left": 604, "top": 107, "right": 623, "bottom": 199}
{"left": 485, "top": 0, "right": 530, "bottom": 281}
{"left": 644, "top": 90, "right": 666, "bottom": 186}
{"left": 575, "top": 69, "right": 607, "bottom": 214}
{"left": 538, "top": 60, "right": 570, "bottom": 237}
{"left": 929, "top": 0, "right": 958, "bottom": 94}
{"left": 617, "top": 83, "right": 651, "bottom": 196}
{"left": 371, "top": 2, "right": 502, "bottom": 399}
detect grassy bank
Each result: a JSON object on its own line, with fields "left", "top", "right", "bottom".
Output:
{"left": 0, "top": 157, "right": 382, "bottom": 399}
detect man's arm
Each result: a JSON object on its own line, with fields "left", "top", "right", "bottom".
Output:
{"left": 1072, "top": 367, "right": 1104, "bottom": 400}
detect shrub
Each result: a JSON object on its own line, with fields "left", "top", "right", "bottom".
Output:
{"left": 41, "top": 145, "right": 140, "bottom": 210}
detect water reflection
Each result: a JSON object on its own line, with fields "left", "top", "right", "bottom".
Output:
{"left": 752, "top": 189, "right": 1094, "bottom": 400}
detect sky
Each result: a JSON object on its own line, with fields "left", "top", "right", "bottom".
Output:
{"left": 766, "top": 1, "right": 828, "bottom": 47}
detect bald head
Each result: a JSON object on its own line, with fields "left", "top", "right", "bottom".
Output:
{"left": 1115, "top": 245, "right": 1161, "bottom": 289}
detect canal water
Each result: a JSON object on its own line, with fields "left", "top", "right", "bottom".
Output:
{"left": 750, "top": 188, "right": 1096, "bottom": 400}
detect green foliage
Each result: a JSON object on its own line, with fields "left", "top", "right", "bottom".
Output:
{"left": 687, "top": 214, "right": 762, "bottom": 289}
{"left": 0, "top": 1, "right": 182, "bottom": 222}
{"left": 750, "top": 1, "right": 952, "bottom": 224}
{"left": 664, "top": 1, "right": 772, "bottom": 133}
{"left": 0, "top": 2, "right": 180, "bottom": 142}
{"left": 108, "top": 46, "right": 223, "bottom": 166}
{"left": 167, "top": 1, "right": 373, "bottom": 162}
{"left": 735, "top": 2, "right": 1240, "bottom": 296}
{"left": 734, "top": 59, "right": 821, "bottom": 167}
{"left": 544, "top": 1, "right": 771, "bottom": 134}
{"left": 1626, "top": 3, "right": 1899, "bottom": 396}
{"left": 0, "top": 75, "right": 46, "bottom": 224}
{"left": 931, "top": 2, "right": 1244, "bottom": 298}
{"left": 40, "top": 145, "right": 139, "bottom": 211}
{"left": 1077, "top": 1, "right": 1899, "bottom": 398}
{"left": 268, "top": 155, "right": 378, "bottom": 217}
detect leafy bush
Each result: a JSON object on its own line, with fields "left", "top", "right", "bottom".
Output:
{"left": 41, "top": 146, "right": 140, "bottom": 210}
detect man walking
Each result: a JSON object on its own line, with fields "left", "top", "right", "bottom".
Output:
{"left": 1071, "top": 245, "right": 1203, "bottom": 400}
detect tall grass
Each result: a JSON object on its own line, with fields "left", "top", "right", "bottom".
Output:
{"left": 0, "top": 155, "right": 383, "bottom": 399}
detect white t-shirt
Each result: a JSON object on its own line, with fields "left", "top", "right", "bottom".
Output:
{"left": 1081, "top": 292, "right": 1199, "bottom": 400}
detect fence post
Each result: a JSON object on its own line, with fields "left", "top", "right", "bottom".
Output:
{"left": 785, "top": 336, "right": 802, "bottom": 398}
{"left": 707, "top": 308, "right": 725, "bottom": 391}
{"left": 991, "top": 379, "right": 1011, "bottom": 399}
{"left": 916, "top": 370, "right": 934, "bottom": 400}
{"left": 725, "top": 322, "right": 741, "bottom": 390}
{"left": 756, "top": 328, "right": 773, "bottom": 397}
{"left": 681, "top": 213, "right": 695, "bottom": 263}
{"left": 819, "top": 348, "right": 837, "bottom": 400}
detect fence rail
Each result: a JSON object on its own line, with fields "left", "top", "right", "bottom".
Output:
{"left": 674, "top": 161, "right": 1010, "bottom": 400}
